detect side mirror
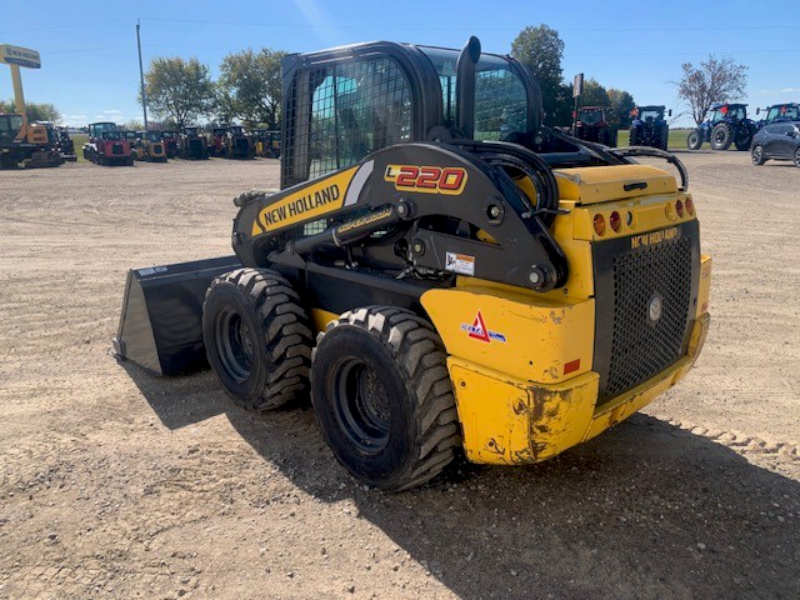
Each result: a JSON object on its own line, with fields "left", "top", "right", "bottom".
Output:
{"left": 756, "top": 108, "right": 761, "bottom": 115}
{"left": 668, "top": 109, "right": 673, "bottom": 117}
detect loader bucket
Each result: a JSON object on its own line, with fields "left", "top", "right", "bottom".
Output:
{"left": 112, "top": 256, "right": 242, "bottom": 375}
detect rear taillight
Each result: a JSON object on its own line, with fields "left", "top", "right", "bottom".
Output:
{"left": 685, "top": 197, "right": 695, "bottom": 216}
{"left": 594, "top": 214, "right": 606, "bottom": 236}
{"left": 610, "top": 211, "right": 621, "bottom": 232}
{"left": 676, "top": 199, "right": 684, "bottom": 218}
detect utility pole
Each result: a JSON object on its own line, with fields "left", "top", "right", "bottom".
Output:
{"left": 136, "top": 19, "right": 148, "bottom": 129}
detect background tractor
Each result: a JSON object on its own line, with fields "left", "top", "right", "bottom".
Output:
{"left": 253, "top": 128, "right": 281, "bottom": 158}
{"left": 161, "top": 130, "right": 180, "bottom": 158}
{"left": 687, "top": 103, "right": 756, "bottom": 151}
{"left": 180, "top": 126, "right": 210, "bottom": 159}
{"left": 756, "top": 102, "right": 799, "bottom": 130}
{"left": 0, "top": 113, "right": 62, "bottom": 168}
{"left": 56, "top": 126, "right": 77, "bottom": 161}
{"left": 629, "top": 105, "right": 671, "bottom": 150}
{"left": 572, "top": 106, "right": 617, "bottom": 147}
{"left": 207, "top": 126, "right": 227, "bottom": 157}
{"left": 133, "top": 130, "right": 168, "bottom": 162}
{"left": 113, "top": 36, "right": 711, "bottom": 491}
{"left": 83, "top": 122, "right": 133, "bottom": 166}
{"left": 223, "top": 125, "right": 255, "bottom": 159}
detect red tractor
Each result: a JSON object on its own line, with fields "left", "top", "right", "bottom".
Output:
{"left": 83, "top": 122, "right": 133, "bottom": 166}
{"left": 161, "top": 130, "right": 180, "bottom": 158}
{"left": 207, "top": 126, "right": 227, "bottom": 157}
{"left": 572, "top": 106, "right": 617, "bottom": 147}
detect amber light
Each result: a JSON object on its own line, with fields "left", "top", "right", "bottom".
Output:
{"left": 675, "top": 199, "right": 684, "bottom": 217}
{"left": 593, "top": 214, "right": 606, "bottom": 236}
{"left": 686, "top": 197, "right": 695, "bottom": 215}
{"left": 610, "top": 211, "right": 622, "bottom": 232}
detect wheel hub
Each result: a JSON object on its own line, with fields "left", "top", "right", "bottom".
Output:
{"left": 215, "top": 308, "right": 253, "bottom": 383}
{"left": 334, "top": 357, "right": 391, "bottom": 454}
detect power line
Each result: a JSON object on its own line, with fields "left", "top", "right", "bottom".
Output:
{"left": 0, "top": 18, "right": 130, "bottom": 35}
{"left": 140, "top": 17, "right": 800, "bottom": 33}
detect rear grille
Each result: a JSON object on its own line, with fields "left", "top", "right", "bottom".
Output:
{"left": 604, "top": 236, "right": 692, "bottom": 399}
{"left": 154, "top": 144, "right": 162, "bottom": 153}
{"left": 235, "top": 138, "right": 248, "bottom": 152}
{"left": 112, "top": 144, "right": 123, "bottom": 155}
{"left": 189, "top": 140, "right": 201, "bottom": 152}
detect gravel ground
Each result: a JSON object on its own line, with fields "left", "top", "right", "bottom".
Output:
{"left": 1, "top": 153, "right": 798, "bottom": 600}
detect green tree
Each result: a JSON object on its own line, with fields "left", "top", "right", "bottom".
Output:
{"left": 141, "top": 57, "right": 214, "bottom": 128}
{"left": 511, "top": 25, "right": 565, "bottom": 126}
{"left": 607, "top": 88, "right": 636, "bottom": 129}
{"left": 0, "top": 99, "right": 60, "bottom": 122}
{"left": 213, "top": 84, "right": 239, "bottom": 124}
{"left": 124, "top": 119, "right": 144, "bottom": 131}
{"left": 218, "top": 48, "right": 286, "bottom": 128}
{"left": 676, "top": 55, "right": 748, "bottom": 125}
{"left": 579, "top": 78, "right": 610, "bottom": 108}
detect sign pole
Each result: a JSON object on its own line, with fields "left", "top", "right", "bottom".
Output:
{"left": 10, "top": 64, "right": 25, "bottom": 115}
{"left": 136, "top": 19, "right": 148, "bottom": 129}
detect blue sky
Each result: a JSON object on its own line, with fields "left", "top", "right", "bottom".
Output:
{"left": 1, "top": 0, "right": 798, "bottom": 127}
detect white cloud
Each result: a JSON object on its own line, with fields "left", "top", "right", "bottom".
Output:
{"left": 760, "top": 88, "right": 799, "bottom": 95}
{"left": 103, "top": 109, "right": 123, "bottom": 115}
{"left": 293, "top": 0, "right": 337, "bottom": 45}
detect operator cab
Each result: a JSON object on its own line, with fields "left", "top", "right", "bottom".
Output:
{"left": 577, "top": 107, "right": 606, "bottom": 125}
{"left": 89, "top": 122, "right": 117, "bottom": 139}
{"left": 0, "top": 114, "right": 24, "bottom": 142}
{"left": 709, "top": 104, "right": 747, "bottom": 122}
{"left": 280, "top": 39, "right": 611, "bottom": 189}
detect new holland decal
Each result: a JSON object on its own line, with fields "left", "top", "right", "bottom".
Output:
{"left": 251, "top": 166, "right": 360, "bottom": 236}
{"left": 461, "top": 311, "right": 507, "bottom": 343}
{"left": 630, "top": 226, "right": 679, "bottom": 250}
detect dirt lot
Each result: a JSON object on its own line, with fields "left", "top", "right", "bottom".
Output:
{"left": 1, "top": 153, "right": 798, "bottom": 599}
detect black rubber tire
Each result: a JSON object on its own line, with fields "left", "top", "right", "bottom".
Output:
{"left": 734, "top": 127, "right": 753, "bottom": 151}
{"left": 311, "top": 306, "right": 460, "bottom": 491}
{"left": 751, "top": 144, "right": 766, "bottom": 166}
{"left": 659, "top": 124, "right": 669, "bottom": 151}
{"left": 203, "top": 268, "right": 312, "bottom": 411}
{"left": 687, "top": 129, "right": 703, "bottom": 150}
{"left": 629, "top": 126, "right": 640, "bottom": 147}
{"left": 608, "top": 128, "right": 618, "bottom": 148}
{"left": 597, "top": 128, "right": 611, "bottom": 146}
{"left": 794, "top": 148, "right": 800, "bottom": 168}
{"left": 711, "top": 123, "right": 732, "bottom": 151}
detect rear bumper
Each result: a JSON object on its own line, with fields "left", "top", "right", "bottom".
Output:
{"left": 449, "top": 313, "right": 710, "bottom": 466}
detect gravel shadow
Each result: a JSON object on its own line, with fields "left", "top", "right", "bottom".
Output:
{"left": 127, "top": 364, "right": 800, "bottom": 600}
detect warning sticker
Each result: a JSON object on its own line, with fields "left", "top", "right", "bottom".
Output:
{"left": 445, "top": 252, "right": 475, "bottom": 276}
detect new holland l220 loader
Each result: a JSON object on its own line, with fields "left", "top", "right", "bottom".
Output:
{"left": 114, "top": 37, "right": 712, "bottom": 491}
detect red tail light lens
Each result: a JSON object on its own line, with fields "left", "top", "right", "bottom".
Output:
{"left": 676, "top": 200, "right": 684, "bottom": 217}
{"left": 685, "top": 197, "right": 695, "bottom": 215}
{"left": 610, "top": 211, "right": 621, "bottom": 232}
{"left": 593, "top": 214, "right": 606, "bottom": 236}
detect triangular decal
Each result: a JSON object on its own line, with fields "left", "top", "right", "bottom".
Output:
{"left": 468, "top": 311, "right": 491, "bottom": 343}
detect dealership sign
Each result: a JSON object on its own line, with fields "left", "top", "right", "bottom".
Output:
{"left": 0, "top": 45, "right": 41, "bottom": 69}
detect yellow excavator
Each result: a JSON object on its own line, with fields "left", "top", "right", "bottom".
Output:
{"left": 0, "top": 113, "right": 62, "bottom": 168}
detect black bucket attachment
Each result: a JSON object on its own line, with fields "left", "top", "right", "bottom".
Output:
{"left": 112, "top": 256, "right": 242, "bottom": 375}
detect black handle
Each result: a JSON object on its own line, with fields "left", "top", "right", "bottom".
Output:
{"left": 624, "top": 181, "right": 648, "bottom": 192}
